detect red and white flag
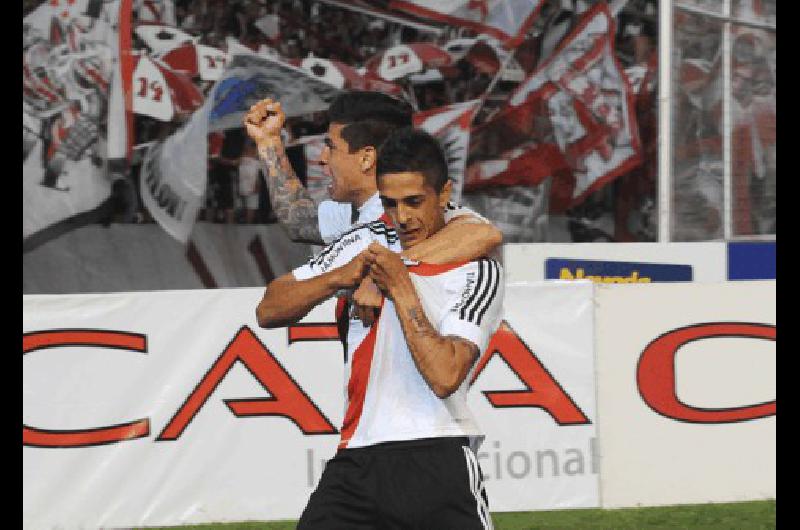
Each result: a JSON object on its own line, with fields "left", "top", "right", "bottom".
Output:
{"left": 506, "top": 3, "right": 641, "bottom": 206}
{"left": 139, "top": 98, "right": 209, "bottom": 244}
{"left": 463, "top": 91, "right": 568, "bottom": 193}
{"left": 157, "top": 43, "right": 229, "bottom": 81}
{"left": 413, "top": 99, "right": 481, "bottom": 203}
{"left": 465, "top": 141, "right": 568, "bottom": 191}
{"left": 365, "top": 43, "right": 453, "bottom": 82}
{"left": 23, "top": 0, "right": 132, "bottom": 243}
{"left": 389, "top": 0, "right": 545, "bottom": 48}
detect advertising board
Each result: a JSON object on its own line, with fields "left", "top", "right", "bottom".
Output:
{"left": 24, "top": 283, "right": 599, "bottom": 529}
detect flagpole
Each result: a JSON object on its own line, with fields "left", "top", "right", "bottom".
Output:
{"left": 474, "top": 46, "right": 519, "bottom": 123}
{"left": 657, "top": 0, "right": 672, "bottom": 242}
{"left": 481, "top": 48, "right": 517, "bottom": 104}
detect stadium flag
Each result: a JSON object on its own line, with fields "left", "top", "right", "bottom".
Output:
{"left": 506, "top": 3, "right": 642, "bottom": 206}
{"left": 465, "top": 141, "right": 568, "bottom": 191}
{"left": 23, "top": 0, "right": 131, "bottom": 244}
{"left": 139, "top": 51, "right": 342, "bottom": 243}
{"left": 389, "top": 0, "right": 545, "bottom": 48}
{"left": 133, "top": 22, "right": 194, "bottom": 54}
{"left": 139, "top": 97, "right": 210, "bottom": 244}
{"left": 464, "top": 95, "right": 570, "bottom": 192}
{"left": 413, "top": 99, "right": 481, "bottom": 203}
{"left": 207, "top": 52, "right": 341, "bottom": 132}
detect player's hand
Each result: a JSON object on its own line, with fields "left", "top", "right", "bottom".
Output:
{"left": 332, "top": 250, "right": 371, "bottom": 290}
{"left": 364, "top": 243, "right": 413, "bottom": 299}
{"left": 351, "top": 276, "right": 382, "bottom": 326}
{"left": 243, "top": 98, "right": 285, "bottom": 145}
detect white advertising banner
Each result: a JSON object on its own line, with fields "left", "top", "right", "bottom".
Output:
{"left": 503, "top": 242, "right": 728, "bottom": 283}
{"left": 23, "top": 282, "right": 599, "bottom": 529}
{"left": 594, "top": 281, "right": 776, "bottom": 508}
{"left": 473, "top": 282, "right": 599, "bottom": 511}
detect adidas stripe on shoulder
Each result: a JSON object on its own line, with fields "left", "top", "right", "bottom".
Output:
{"left": 457, "top": 259, "right": 501, "bottom": 326}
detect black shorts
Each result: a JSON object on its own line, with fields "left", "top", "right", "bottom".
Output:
{"left": 297, "top": 436, "right": 492, "bottom": 530}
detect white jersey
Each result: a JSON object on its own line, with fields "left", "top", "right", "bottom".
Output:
{"left": 293, "top": 222, "right": 504, "bottom": 450}
{"left": 318, "top": 192, "right": 486, "bottom": 244}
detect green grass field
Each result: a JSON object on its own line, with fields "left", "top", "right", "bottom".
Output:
{"left": 143, "top": 500, "right": 775, "bottom": 529}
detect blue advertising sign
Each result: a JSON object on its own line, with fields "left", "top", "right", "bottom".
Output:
{"left": 545, "top": 258, "right": 694, "bottom": 283}
{"left": 728, "top": 242, "right": 776, "bottom": 280}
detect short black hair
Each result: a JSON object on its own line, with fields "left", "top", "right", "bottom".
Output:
{"left": 376, "top": 127, "right": 449, "bottom": 192}
{"left": 327, "top": 91, "right": 413, "bottom": 153}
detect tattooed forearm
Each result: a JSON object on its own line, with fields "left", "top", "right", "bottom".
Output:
{"left": 398, "top": 303, "right": 478, "bottom": 398}
{"left": 258, "top": 144, "right": 323, "bottom": 244}
{"left": 407, "top": 307, "right": 440, "bottom": 340}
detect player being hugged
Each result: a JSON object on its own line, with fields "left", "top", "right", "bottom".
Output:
{"left": 256, "top": 127, "right": 503, "bottom": 530}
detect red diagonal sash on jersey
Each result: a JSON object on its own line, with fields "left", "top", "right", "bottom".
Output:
{"left": 338, "top": 311, "right": 381, "bottom": 449}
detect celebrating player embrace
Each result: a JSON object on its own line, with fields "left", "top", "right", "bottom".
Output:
{"left": 256, "top": 128, "right": 503, "bottom": 529}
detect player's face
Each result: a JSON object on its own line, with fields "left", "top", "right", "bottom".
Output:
{"left": 320, "top": 123, "right": 362, "bottom": 203}
{"left": 378, "top": 171, "right": 451, "bottom": 249}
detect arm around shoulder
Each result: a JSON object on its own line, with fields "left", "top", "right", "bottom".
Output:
{"left": 402, "top": 214, "right": 503, "bottom": 264}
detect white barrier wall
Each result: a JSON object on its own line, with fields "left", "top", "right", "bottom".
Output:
{"left": 595, "top": 281, "right": 776, "bottom": 508}
{"left": 23, "top": 280, "right": 776, "bottom": 528}
{"left": 23, "top": 283, "right": 599, "bottom": 529}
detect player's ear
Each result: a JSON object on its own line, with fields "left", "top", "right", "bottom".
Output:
{"left": 360, "top": 145, "right": 377, "bottom": 173}
{"left": 438, "top": 179, "right": 452, "bottom": 209}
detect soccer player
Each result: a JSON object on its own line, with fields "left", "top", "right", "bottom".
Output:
{"left": 244, "top": 90, "right": 502, "bottom": 331}
{"left": 256, "top": 127, "right": 503, "bottom": 529}
{"left": 242, "top": 91, "right": 502, "bottom": 258}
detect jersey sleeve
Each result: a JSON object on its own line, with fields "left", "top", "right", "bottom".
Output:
{"left": 443, "top": 202, "right": 490, "bottom": 224}
{"left": 293, "top": 225, "right": 372, "bottom": 281}
{"left": 318, "top": 200, "right": 353, "bottom": 244}
{"left": 439, "top": 259, "right": 504, "bottom": 354}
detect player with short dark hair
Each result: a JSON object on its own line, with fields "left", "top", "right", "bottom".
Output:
{"left": 256, "top": 127, "right": 503, "bottom": 530}
{"left": 243, "top": 90, "right": 501, "bottom": 256}
{"left": 245, "top": 90, "right": 502, "bottom": 344}
{"left": 327, "top": 90, "right": 413, "bottom": 152}
{"left": 376, "top": 125, "right": 450, "bottom": 191}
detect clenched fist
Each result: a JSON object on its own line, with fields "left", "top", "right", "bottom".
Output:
{"left": 351, "top": 276, "right": 383, "bottom": 327}
{"left": 364, "top": 242, "right": 414, "bottom": 300}
{"left": 243, "top": 98, "right": 286, "bottom": 145}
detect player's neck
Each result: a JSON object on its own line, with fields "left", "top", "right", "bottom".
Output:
{"left": 351, "top": 187, "right": 378, "bottom": 210}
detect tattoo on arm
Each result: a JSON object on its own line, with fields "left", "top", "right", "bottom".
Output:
{"left": 407, "top": 307, "right": 440, "bottom": 340}
{"left": 258, "top": 144, "right": 323, "bottom": 244}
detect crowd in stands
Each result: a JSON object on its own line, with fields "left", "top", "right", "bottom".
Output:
{"left": 122, "top": 0, "right": 665, "bottom": 242}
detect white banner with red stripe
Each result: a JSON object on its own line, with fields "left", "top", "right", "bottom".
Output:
{"left": 504, "top": 3, "right": 642, "bottom": 206}
{"left": 23, "top": 282, "right": 598, "bottom": 529}
{"left": 389, "top": 0, "right": 545, "bottom": 47}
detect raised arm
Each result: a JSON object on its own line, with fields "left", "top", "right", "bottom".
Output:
{"left": 244, "top": 99, "right": 324, "bottom": 244}
{"left": 401, "top": 212, "right": 502, "bottom": 264}
{"left": 256, "top": 251, "right": 370, "bottom": 329}
{"left": 364, "top": 243, "right": 478, "bottom": 398}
